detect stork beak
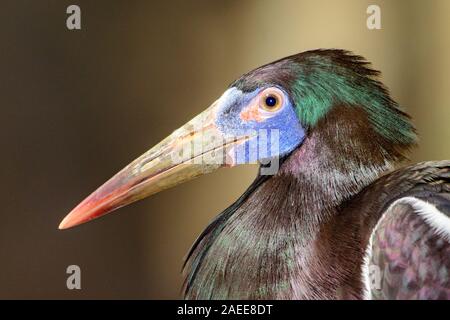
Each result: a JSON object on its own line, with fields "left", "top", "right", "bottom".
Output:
{"left": 59, "top": 100, "right": 252, "bottom": 230}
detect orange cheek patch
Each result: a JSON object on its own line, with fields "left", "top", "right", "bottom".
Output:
{"left": 240, "top": 103, "right": 263, "bottom": 122}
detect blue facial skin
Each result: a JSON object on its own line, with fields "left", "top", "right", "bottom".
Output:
{"left": 215, "top": 87, "right": 306, "bottom": 165}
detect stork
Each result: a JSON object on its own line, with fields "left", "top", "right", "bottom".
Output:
{"left": 59, "top": 50, "right": 450, "bottom": 299}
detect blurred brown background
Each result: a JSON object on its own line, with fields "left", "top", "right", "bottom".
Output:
{"left": 0, "top": 0, "right": 449, "bottom": 299}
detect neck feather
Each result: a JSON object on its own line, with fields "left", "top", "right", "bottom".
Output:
{"left": 278, "top": 105, "right": 410, "bottom": 224}
{"left": 183, "top": 105, "right": 414, "bottom": 299}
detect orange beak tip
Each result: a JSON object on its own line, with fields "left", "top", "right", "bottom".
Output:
{"left": 58, "top": 213, "right": 76, "bottom": 230}
{"left": 58, "top": 205, "right": 92, "bottom": 230}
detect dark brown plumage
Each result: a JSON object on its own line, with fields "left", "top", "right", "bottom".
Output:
{"left": 182, "top": 51, "right": 450, "bottom": 299}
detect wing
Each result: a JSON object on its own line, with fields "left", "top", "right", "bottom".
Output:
{"left": 363, "top": 161, "right": 450, "bottom": 299}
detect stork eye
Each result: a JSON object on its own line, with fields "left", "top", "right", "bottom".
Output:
{"left": 260, "top": 88, "right": 284, "bottom": 112}
{"left": 265, "top": 96, "right": 277, "bottom": 107}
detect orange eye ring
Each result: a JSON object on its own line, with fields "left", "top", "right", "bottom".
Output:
{"left": 259, "top": 88, "right": 284, "bottom": 112}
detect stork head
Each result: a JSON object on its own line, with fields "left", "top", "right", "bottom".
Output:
{"left": 59, "top": 49, "right": 416, "bottom": 229}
